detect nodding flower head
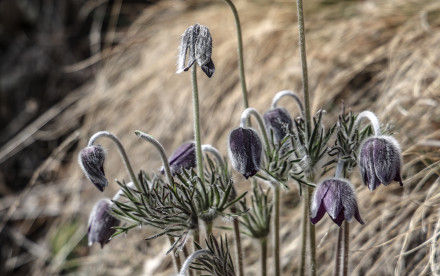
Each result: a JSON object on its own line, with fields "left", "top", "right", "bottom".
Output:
{"left": 160, "top": 142, "right": 196, "bottom": 175}
{"left": 78, "top": 145, "right": 108, "bottom": 192}
{"left": 311, "top": 178, "right": 364, "bottom": 227}
{"left": 359, "top": 136, "right": 403, "bottom": 191}
{"left": 88, "top": 198, "right": 120, "bottom": 248}
{"left": 228, "top": 127, "right": 262, "bottom": 179}
{"left": 263, "top": 107, "right": 293, "bottom": 145}
{"left": 177, "top": 23, "right": 215, "bottom": 78}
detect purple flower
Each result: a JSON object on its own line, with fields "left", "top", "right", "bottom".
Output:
{"left": 161, "top": 142, "right": 196, "bottom": 175}
{"left": 78, "top": 145, "right": 108, "bottom": 192}
{"left": 311, "top": 178, "right": 364, "bottom": 226}
{"left": 228, "top": 127, "right": 262, "bottom": 179}
{"left": 359, "top": 136, "right": 403, "bottom": 190}
{"left": 88, "top": 199, "right": 120, "bottom": 248}
{"left": 177, "top": 24, "right": 215, "bottom": 78}
{"left": 263, "top": 107, "right": 293, "bottom": 145}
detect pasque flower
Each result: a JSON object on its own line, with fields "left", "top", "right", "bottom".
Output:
{"left": 228, "top": 127, "right": 262, "bottom": 179}
{"left": 160, "top": 142, "right": 196, "bottom": 175}
{"left": 311, "top": 178, "right": 364, "bottom": 226}
{"left": 263, "top": 107, "right": 293, "bottom": 145}
{"left": 359, "top": 136, "right": 403, "bottom": 190}
{"left": 88, "top": 198, "right": 120, "bottom": 248}
{"left": 78, "top": 145, "right": 108, "bottom": 192}
{"left": 177, "top": 23, "right": 215, "bottom": 77}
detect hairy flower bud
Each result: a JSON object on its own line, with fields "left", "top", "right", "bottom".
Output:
{"left": 228, "top": 127, "right": 262, "bottom": 179}
{"left": 263, "top": 107, "right": 293, "bottom": 145}
{"left": 160, "top": 142, "right": 196, "bottom": 175}
{"left": 88, "top": 198, "right": 120, "bottom": 248}
{"left": 78, "top": 145, "right": 108, "bottom": 192}
{"left": 359, "top": 136, "right": 403, "bottom": 190}
{"left": 311, "top": 178, "right": 364, "bottom": 226}
{"left": 177, "top": 23, "right": 215, "bottom": 77}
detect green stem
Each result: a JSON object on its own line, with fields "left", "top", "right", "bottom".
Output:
{"left": 260, "top": 237, "right": 268, "bottom": 276}
{"left": 335, "top": 225, "right": 344, "bottom": 276}
{"left": 88, "top": 131, "right": 141, "bottom": 191}
{"left": 272, "top": 183, "right": 281, "bottom": 276}
{"left": 134, "top": 131, "right": 174, "bottom": 187}
{"left": 308, "top": 187, "right": 316, "bottom": 276}
{"left": 205, "top": 220, "right": 213, "bottom": 236}
{"left": 182, "top": 246, "right": 194, "bottom": 276}
{"left": 300, "top": 187, "right": 308, "bottom": 276}
{"left": 191, "top": 65, "right": 205, "bottom": 185}
{"left": 168, "top": 236, "right": 182, "bottom": 273}
{"left": 222, "top": 0, "right": 248, "bottom": 109}
{"left": 343, "top": 221, "right": 350, "bottom": 276}
{"left": 231, "top": 206, "right": 244, "bottom": 276}
{"left": 295, "top": 0, "right": 311, "bottom": 134}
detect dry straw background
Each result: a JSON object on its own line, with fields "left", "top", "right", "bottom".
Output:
{"left": 1, "top": 0, "right": 440, "bottom": 275}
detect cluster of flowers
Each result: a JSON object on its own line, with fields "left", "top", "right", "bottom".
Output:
{"left": 78, "top": 9, "right": 404, "bottom": 276}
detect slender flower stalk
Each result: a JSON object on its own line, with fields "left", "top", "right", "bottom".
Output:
{"left": 240, "top": 107, "right": 270, "bottom": 152}
{"left": 354, "top": 110, "right": 381, "bottom": 136}
{"left": 222, "top": 0, "right": 248, "bottom": 110}
{"left": 295, "top": 0, "right": 316, "bottom": 274}
{"left": 87, "top": 131, "right": 141, "bottom": 191}
{"left": 271, "top": 90, "right": 305, "bottom": 118}
{"left": 134, "top": 130, "right": 174, "bottom": 187}
{"left": 230, "top": 205, "right": 244, "bottom": 276}
{"left": 191, "top": 65, "right": 206, "bottom": 186}
{"left": 260, "top": 237, "right": 268, "bottom": 276}
{"left": 202, "top": 144, "right": 225, "bottom": 171}
{"left": 169, "top": 236, "right": 182, "bottom": 272}
{"left": 178, "top": 249, "right": 212, "bottom": 276}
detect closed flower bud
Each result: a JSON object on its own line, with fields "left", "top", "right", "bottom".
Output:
{"left": 78, "top": 145, "right": 108, "bottom": 192}
{"left": 359, "top": 136, "right": 403, "bottom": 191}
{"left": 228, "top": 127, "right": 262, "bottom": 179}
{"left": 311, "top": 178, "right": 364, "bottom": 227}
{"left": 177, "top": 23, "right": 215, "bottom": 78}
{"left": 88, "top": 199, "right": 120, "bottom": 248}
{"left": 263, "top": 107, "right": 293, "bottom": 145}
{"left": 160, "top": 142, "right": 196, "bottom": 175}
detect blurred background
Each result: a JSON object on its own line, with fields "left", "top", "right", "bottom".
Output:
{"left": 1, "top": 0, "right": 439, "bottom": 275}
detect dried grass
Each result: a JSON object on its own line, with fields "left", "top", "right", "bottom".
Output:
{"left": 2, "top": 0, "right": 440, "bottom": 275}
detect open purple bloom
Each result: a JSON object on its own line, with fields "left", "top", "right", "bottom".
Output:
{"left": 228, "top": 127, "right": 262, "bottom": 179}
{"left": 78, "top": 145, "right": 108, "bottom": 192}
{"left": 263, "top": 107, "right": 293, "bottom": 145}
{"left": 88, "top": 198, "right": 120, "bottom": 248}
{"left": 160, "top": 142, "right": 196, "bottom": 175}
{"left": 311, "top": 178, "right": 364, "bottom": 227}
{"left": 359, "top": 136, "right": 403, "bottom": 190}
{"left": 177, "top": 24, "right": 215, "bottom": 78}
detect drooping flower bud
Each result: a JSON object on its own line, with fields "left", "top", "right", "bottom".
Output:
{"left": 88, "top": 198, "right": 120, "bottom": 248}
{"left": 78, "top": 145, "right": 108, "bottom": 192}
{"left": 228, "top": 127, "right": 262, "bottom": 179}
{"left": 263, "top": 107, "right": 293, "bottom": 145}
{"left": 359, "top": 136, "right": 403, "bottom": 191}
{"left": 311, "top": 178, "right": 364, "bottom": 226}
{"left": 160, "top": 142, "right": 196, "bottom": 175}
{"left": 177, "top": 23, "right": 215, "bottom": 77}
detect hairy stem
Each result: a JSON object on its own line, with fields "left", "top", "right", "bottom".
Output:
{"left": 88, "top": 131, "right": 141, "bottom": 191}
{"left": 273, "top": 183, "right": 281, "bottom": 276}
{"left": 343, "top": 221, "right": 350, "bottom": 276}
{"left": 178, "top": 249, "right": 212, "bottom": 276}
{"left": 169, "top": 236, "right": 182, "bottom": 273}
{"left": 260, "top": 237, "right": 268, "bottom": 276}
{"left": 271, "top": 90, "right": 305, "bottom": 117}
{"left": 231, "top": 206, "right": 244, "bottom": 276}
{"left": 191, "top": 65, "right": 205, "bottom": 186}
{"left": 308, "top": 186, "right": 317, "bottom": 276}
{"left": 134, "top": 131, "right": 174, "bottom": 187}
{"left": 335, "top": 225, "right": 344, "bottom": 276}
{"left": 222, "top": 0, "right": 248, "bottom": 110}
{"left": 300, "top": 187, "right": 308, "bottom": 276}
{"left": 354, "top": 110, "right": 381, "bottom": 136}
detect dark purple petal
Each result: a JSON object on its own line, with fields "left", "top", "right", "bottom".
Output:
{"left": 88, "top": 199, "right": 120, "bottom": 248}
{"left": 201, "top": 59, "right": 215, "bottom": 78}
{"left": 353, "top": 204, "right": 365, "bottom": 225}
{"left": 161, "top": 142, "right": 196, "bottom": 175}
{"left": 332, "top": 211, "right": 345, "bottom": 227}
{"left": 79, "top": 145, "right": 108, "bottom": 192}
{"left": 360, "top": 139, "right": 381, "bottom": 190}
{"left": 263, "top": 108, "right": 293, "bottom": 145}
{"left": 311, "top": 202, "right": 327, "bottom": 224}
{"left": 228, "top": 127, "right": 262, "bottom": 179}
{"left": 323, "top": 179, "right": 343, "bottom": 221}
{"left": 310, "top": 181, "right": 330, "bottom": 219}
